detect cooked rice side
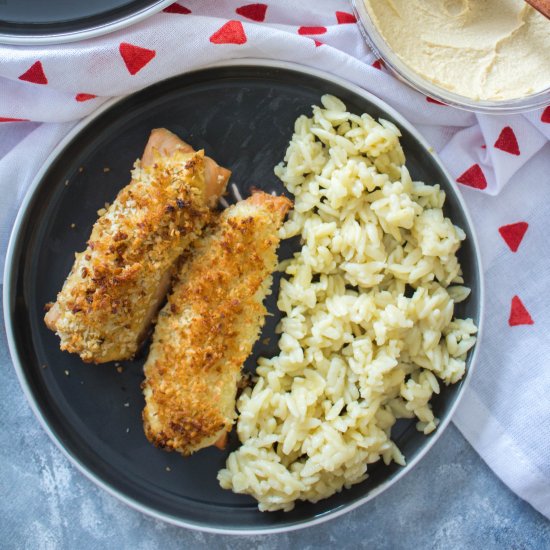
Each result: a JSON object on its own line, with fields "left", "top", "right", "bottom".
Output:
{"left": 218, "top": 95, "right": 477, "bottom": 512}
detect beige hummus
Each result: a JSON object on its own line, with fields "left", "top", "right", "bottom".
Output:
{"left": 363, "top": 0, "right": 550, "bottom": 101}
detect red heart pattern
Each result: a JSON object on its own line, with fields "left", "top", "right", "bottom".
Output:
{"left": 0, "top": 117, "right": 29, "bottom": 122}
{"left": 298, "top": 26, "right": 327, "bottom": 35}
{"left": 541, "top": 106, "right": 550, "bottom": 124}
{"left": 498, "top": 222, "right": 528, "bottom": 253}
{"left": 163, "top": 3, "right": 191, "bottom": 14}
{"left": 509, "top": 296, "right": 534, "bottom": 326}
{"left": 498, "top": 222, "right": 533, "bottom": 327}
{"left": 210, "top": 21, "right": 247, "bottom": 44}
{"left": 236, "top": 3, "right": 267, "bottom": 22}
{"left": 494, "top": 126, "right": 520, "bottom": 156}
{"left": 18, "top": 61, "right": 48, "bottom": 85}
{"left": 426, "top": 97, "right": 446, "bottom": 106}
{"left": 336, "top": 11, "right": 357, "bottom": 24}
{"left": 119, "top": 43, "right": 156, "bottom": 75}
{"left": 456, "top": 164, "right": 488, "bottom": 190}
{"left": 75, "top": 93, "right": 97, "bottom": 102}
{"left": 372, "top": 59, "right": 385, "bottom": 70}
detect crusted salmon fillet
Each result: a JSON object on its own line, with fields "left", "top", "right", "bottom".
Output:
{"left": 44, "top": 129, "right": 230, "bottom": 363}
{"left": 142, "top": 190, "right": 293, "bottom": 455}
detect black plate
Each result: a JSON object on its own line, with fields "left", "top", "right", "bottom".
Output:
{"left": 4, "top": 63, "right": 481, "bottom": 533}
{"left": 0, "top": 0, "right": 171, "bottom": 44}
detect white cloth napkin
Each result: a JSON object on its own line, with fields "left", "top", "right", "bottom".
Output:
{"left": 1, "top": 0, "right": 549, "bottom": 519}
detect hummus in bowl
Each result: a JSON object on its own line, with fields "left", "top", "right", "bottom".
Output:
{"left": 355, "top": 0, "right": 550, "bottom": 111}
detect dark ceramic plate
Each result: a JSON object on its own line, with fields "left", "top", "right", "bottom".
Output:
{"left": 3, "top": 61, "right": 482, "bottom": 533}
{"left": 0, "top": 0, "right": 172, "bottom": 44}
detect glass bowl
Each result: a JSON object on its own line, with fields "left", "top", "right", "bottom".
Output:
{"left": 352, "top": 0, "right": 550, "bottom": 114}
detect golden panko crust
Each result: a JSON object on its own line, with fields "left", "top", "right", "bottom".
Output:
{"left": 142, "top": 191, "right": 292, "bottom": 455}
{"left": 45, "top": 129, "right": 230, "bottom": 363}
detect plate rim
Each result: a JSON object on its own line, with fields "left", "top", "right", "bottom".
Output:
{"left": 0, "top": 0, "right": 173, "bottom": 45}
{"left": 2, "top": 58, "right": 485, "bottom": 535}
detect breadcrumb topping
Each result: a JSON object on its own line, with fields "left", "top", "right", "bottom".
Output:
{"left": 142, "top": 191, "right": 292, "bottom": 455}
{"left": 45, "top": 147, "right": 215, "bottom": 363}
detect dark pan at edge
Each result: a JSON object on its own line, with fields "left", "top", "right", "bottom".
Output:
{"left": 0, "top": 0, "right": 170, "bottom": 42}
